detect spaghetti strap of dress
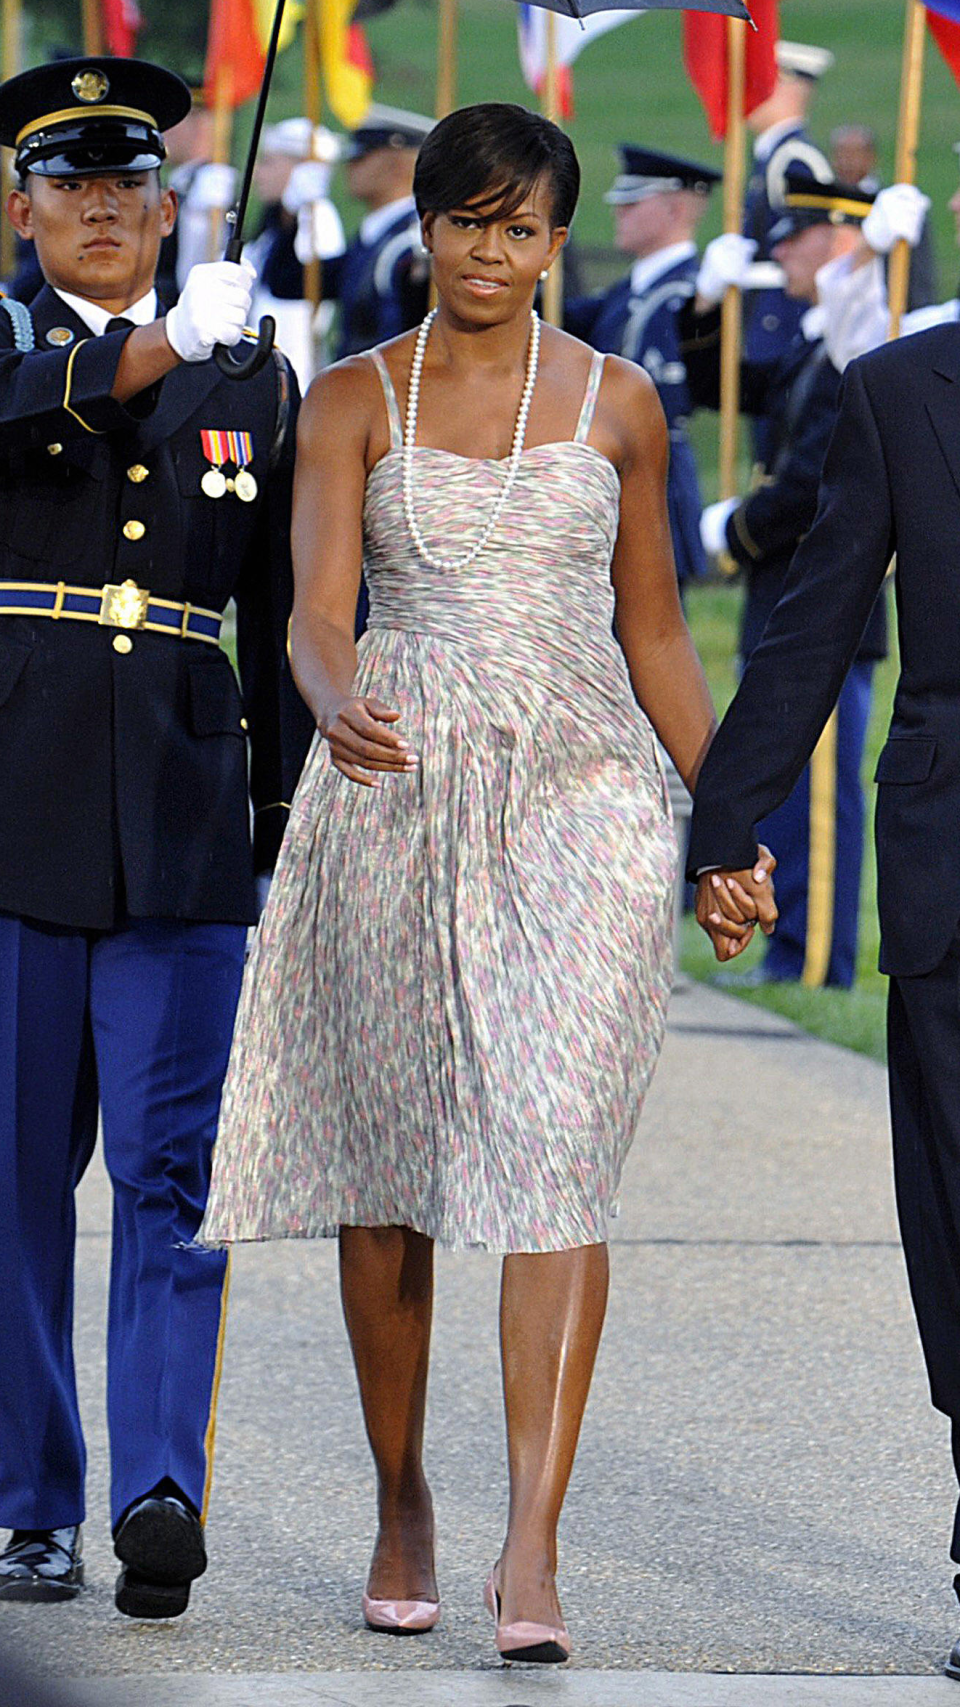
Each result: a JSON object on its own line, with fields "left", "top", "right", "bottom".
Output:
{"left": 367, "top": 348, "right": 404, "bottom": 452}
{"left": 574, "top": 349, "right": 606, "bottom": 444}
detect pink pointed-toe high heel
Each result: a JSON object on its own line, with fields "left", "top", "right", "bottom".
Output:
{"left": 362, "top": 1591, "right": 440, "bottom": 1633}
{"left": 483, "top": 1568, "right": 571, "bottom": 1665}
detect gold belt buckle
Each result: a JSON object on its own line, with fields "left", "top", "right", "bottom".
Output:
{"left": 99, "top": 579, "right": 150, "bottom": 629}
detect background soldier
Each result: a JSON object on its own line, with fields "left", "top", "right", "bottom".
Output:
{"left": 567, "top": 144, "right": 720, "bottom": 591}
{"left": 0, "top": 55, "right": 310, "bottom": 1618}
{"left": 686, "top": 173, "right": 887, "bottom": 989}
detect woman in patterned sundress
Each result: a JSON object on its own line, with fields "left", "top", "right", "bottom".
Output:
{"left": 200, "top": 104, "right": 775, "bottom": 1660}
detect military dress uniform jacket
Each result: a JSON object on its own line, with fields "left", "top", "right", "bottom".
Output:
{"left": 566, "top": 251, "right": 706, "bottom": 585}
{"left": 261, "top": 201, "right": 429, "bottom": 359}
{"left": 0, "top": 285, "right": 310, "bottom": 932}
{"left": 679, "top": 300, "right": 888, "bottom": 666}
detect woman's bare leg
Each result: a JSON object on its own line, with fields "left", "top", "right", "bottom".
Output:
{"left": 339, "top": 1224, "right": 437, "bottom": 1601}
{"left": 496, "top": 1242, "right": 610, "bottom": 1629}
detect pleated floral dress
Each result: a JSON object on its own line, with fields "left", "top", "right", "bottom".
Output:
{"left": 200, "top": 347, "right": 677, "bottom": 1255}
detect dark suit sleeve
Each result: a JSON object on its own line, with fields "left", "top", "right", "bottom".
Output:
{"left": 0, "top": 324, "right": 141, "bottom": 448}
{"left": 677, "top": 300, "right": 772, "bottom": 416}
{"left": 686, "top": 358, "right": 895, "bottom": 878}
{"left": 234, "top": 355, "right": 316, "bottom": 872}
{"left": 724, "top": 363, "right": 839, "bottom": 573}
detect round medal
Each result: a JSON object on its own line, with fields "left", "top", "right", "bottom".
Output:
{"left": 201, "top": 468, "right": 227, "bottom": 499}
{"left": 234, "top": 469, "right": 258, "bottom": 503}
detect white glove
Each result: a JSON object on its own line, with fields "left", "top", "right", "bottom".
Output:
{"left": 861, "top": 183, "right": 931, "bottom": 255}
{"left": 294, "top": 200, "right": 347, "bottom": 265}
{"left": 189, "top": 161, "right": 238, "bottom": 212}
{"left": 282, "top": 158, "right": 334, "bottom": 214}
{"left": 696, "top": 235, "right": 758, "bottom": 307}
{"left": 700, "top": 497, "right": 738, "bottom": 557}
{"left": 165, "top": 259, "right": 256, "bottom": 362}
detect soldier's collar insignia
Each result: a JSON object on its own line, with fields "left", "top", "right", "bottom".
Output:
{"left": 72, "top": 69, "right": 110, "bottom": 104}
{"left": 46, "top": 327, "right": 75, "bottom": 346}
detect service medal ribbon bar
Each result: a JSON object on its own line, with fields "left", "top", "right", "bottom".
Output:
{"left": 200, "top": 430, "right": 257, "bottom": 502}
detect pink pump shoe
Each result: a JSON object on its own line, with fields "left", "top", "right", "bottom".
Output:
{"left": 362, "top": 1590, "right": 440, "bottom": 1633}
{"left": 484, "top": 1568, "right": 571, "bottom": 1664}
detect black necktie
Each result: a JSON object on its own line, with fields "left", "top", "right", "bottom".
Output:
{"left": 105, "top": 316, "right": 134, "bottom": 335}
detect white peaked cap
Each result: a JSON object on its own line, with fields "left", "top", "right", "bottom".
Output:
{"left": 776, "top": 41, "right": 835, "bottom": 81}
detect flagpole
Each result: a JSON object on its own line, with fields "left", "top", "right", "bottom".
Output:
{"left": 209, "top": 63, "right": 233, "bottom": 261}
{"left": 1, "top": 0, "right": 21, "bottom": 280}
{"left": 303, "top": 0, "right": 323, "bottom": 349}
{"left": 540, "top": 10, "right": 562, "bottom": 326}
{"left": 82, "top": 0, "right": 103, "bottom": 55}
{"left": 436, "top": 0, "right": 458, "bottom": 119}
{"left": 718, "top": 13, "right": 746, "bottom": 510}
{"left": 888, "top": 0, "right": 926, "bottom": 340}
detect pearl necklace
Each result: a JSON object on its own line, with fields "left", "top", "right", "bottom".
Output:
{"left": 401, "top": 306, "right": 541, "bottom": 572}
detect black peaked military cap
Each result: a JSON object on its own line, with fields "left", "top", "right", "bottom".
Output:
{"left": 0, "top": 56, "right": 192, "bottom": 178}
{"left": 768, "top": 168, "right": 874, "bottom": 245}
{"left": 604, "top": 145, "right": 721, "bottom": 205}
{"left": 342, "top": 103, "right": 434, "bottom": 161}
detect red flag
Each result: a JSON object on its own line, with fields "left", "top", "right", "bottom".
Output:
{"left": 683, "top": 0, "right": 779, "bottom": 141}
{"left": 100, "top": 0, "right": 141, "bottom": 57}
{"left": 927, "top": 3, "right": 960, "bottom": 86}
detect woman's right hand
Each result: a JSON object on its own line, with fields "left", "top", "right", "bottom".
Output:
{"left": 322, "top": 696, "right": 419, "bottom": 788}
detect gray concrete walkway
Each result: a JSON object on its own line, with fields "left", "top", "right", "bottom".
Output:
{"left": 3, "top": 982, "right": 958, "bottom": 1701}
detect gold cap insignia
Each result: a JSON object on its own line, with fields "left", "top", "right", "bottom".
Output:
{"left": 46, "top": 327, "right": 74, "bottom": 347}
{"left": 72, "top": 69, "right": 110, "bottom": 104}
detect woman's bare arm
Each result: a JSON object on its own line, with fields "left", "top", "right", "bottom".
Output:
{"left": 289, "top": 359, "right": 416, "bottom": 786}
{"left": 606, "top": 358, "right": 716, "bottom": 792}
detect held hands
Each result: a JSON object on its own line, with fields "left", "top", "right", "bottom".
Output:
{"left": 695, "top": 846, "right": 778, "bottom": 963}
{"left": 165, "top": 259, "right": 256, "bottom": 363}
{"left": 695, "top": 235, "right": 757, "bottom": 308}
{"left": 322, "top": 696, "right": 420, "bottom": 788}
{"left": 861, "top": 183, "right": 930, "bottom": 256}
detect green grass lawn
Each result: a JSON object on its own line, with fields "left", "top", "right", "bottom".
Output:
{"left": 680, "top": 580, "right": 898, "bottom": 1062}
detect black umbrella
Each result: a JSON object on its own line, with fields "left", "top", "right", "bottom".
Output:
{"left": 516, "top": 0, "right": 751, "bottom": 15}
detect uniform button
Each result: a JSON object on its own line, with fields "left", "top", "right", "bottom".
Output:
{"left": 240, "top": 716, "right": 249, "bottom": 731}
{"left": 123, "top": 520, "right": 146, "bottom": 541}
{"left": 112, "top": 634, "right": 133, "bottom": 655}
{"left": 127, "top": 464, "right": 149, "bottom": 483}
{"left": 47, "top": 443, "right": 63, "bottom": 455}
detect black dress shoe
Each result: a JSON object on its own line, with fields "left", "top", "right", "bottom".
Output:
{"left": 113, "top": 1495, "right": 205, "bottom": 1620}
{"left": 0, "top": 1526, "right": 83, "bottom": 1602}
{"left": 946, "top": 1639, "right": 960, "bottom": 1680}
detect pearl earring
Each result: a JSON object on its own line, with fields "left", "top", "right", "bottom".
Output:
{"left": 539, "top": 269, "right": 549, "bottom": 280}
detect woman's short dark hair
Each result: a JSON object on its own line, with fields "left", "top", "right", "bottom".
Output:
{"left": 414, "top": 102, "right": 580, "bottom": 230}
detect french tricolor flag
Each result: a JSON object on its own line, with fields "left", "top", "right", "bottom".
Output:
{"left": 927, "top": 1, "right": 960, "bottom": 86}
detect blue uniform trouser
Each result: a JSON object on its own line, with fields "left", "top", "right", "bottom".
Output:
{"left": 757, "top": 661, "right": 874, "bottom": 988}
{"left": 0, "top": 913, "right": 245, "bottom": 1532}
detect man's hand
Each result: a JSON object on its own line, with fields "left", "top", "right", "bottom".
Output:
{"left": 861, "top": 183, "right": 930, "bottom": 256}
{"left": 164, "top": 259, "right": 256, "bottom": 363}
{"left": 695, "top": 234, "right": 757, "bottom": 309}
{"left": 695, "top": 847, "right": 778, "bottom": 962}
{"left": 283, "top": 158, "right": 334, "bottom": 214}
{"left": 700, "top": 497, "right": 738, "bottom": 558}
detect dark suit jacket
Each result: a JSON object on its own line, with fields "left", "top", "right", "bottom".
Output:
{"left": 681, "top": 302, "right": 887, "bottom": 664}
{"left": 687, "top": 321, "right": 960, "bottom": 978}
{"left": 0, "top": 284, "right": 313, "bottom": 932}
